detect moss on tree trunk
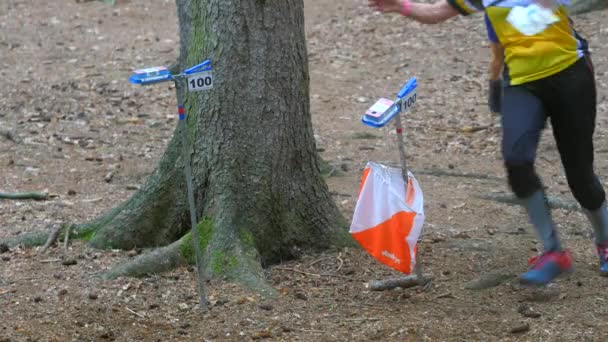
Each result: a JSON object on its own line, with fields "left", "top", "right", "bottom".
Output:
{"left": 51, "top": 0, "right": 355, "bottom": 290}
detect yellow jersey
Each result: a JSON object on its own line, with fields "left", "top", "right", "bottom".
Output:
{"left": 447, "top": 0, "right": 588, "bottom": 85}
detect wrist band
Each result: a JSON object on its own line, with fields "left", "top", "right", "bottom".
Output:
{"left": 401, "top": 0, "right": 411, "bottom": 16}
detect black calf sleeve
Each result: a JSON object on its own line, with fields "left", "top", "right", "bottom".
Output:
{"left": 566, "top": 168, "right": 605, "bottom": 210}
{"left": 505, "top": 161, "right": 543, "bottom": 199}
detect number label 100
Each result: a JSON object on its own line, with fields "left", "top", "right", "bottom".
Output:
{"left": 401, "top": 90, "right": 417, "bottom": 112}
{"left": 187, "top": 71, "right": 213, "bottom": 92}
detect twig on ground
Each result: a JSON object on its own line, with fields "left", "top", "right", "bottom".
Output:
{"left": 336, "top": 254, "right": 344, "bottom": 272}
{"left": 40, "top": 225, "right": 63, "bottom": 254}
{"left": 39, "top": 259, "right": 62, "bottom": 263}
{"left": 126, "top": 307, "right": 145, "bottom": 318}
{"left": 415, "top": 169, "right": 502, "bottom": 181}
{"left": 434, "top": 125, "right": 492, "bottom": 133}
{"left": 63, "top": 225, "right": 71, "bottom": 255}
{"left": 0, "top": 192, "right": 48, "bottom": 201}
{"left": 367, "top": 274, "right": 433, "bottom": 291}
{"left": 435, "top": 291, "right": 458, "bottom": 299}
{"left": 295, "top": 329, "right": 327, "bottom": 334}
{"left": 344, "top": 317, "right": 381, "bottom": 322}
{"left": 273, "top": 267, "right": 357, "bottom": 281}
{"left": 478, "top": 192, "right": 580, "bottom": 211}
{"left": 309, "top": 257, "right": 332, "bottom": 266}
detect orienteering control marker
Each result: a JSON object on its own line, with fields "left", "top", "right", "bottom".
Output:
{"left": 356, "top": 78, "right": 427, "bottom": 285}
{"left": 129, "top": 60, "right": 214, "bottom": 310}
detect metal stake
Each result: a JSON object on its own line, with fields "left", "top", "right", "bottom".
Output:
{"left": 129, "top": 61, "right": 214, "bottom": 310}
{"left": 175, "top": 79, "right": 208, "bottom": 310}
{"left": 392, "top": 112, "right": 426, "bottom": 286}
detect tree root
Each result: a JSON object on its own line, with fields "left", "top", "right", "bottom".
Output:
{"left": 478, "top": 192, "right": 581, "bottom": 212}
{"left": 367, "top": 274, "right": 433, "bottom": 291}
{"left": 227, "top": 244, "right": 276, "bottom": 297}
{"left": 569, "top": 0, "right": 608, "bottom": 15}
{"left": 414, "top": 168, "right": 502, "bottom": 181}
{"left": 101, "top": 237, "right": 187, "bottom": 280}
{"left": 3, "top": 224, "right": 90, "bottom": 249}
{"left": 0, "top": 191, "right": 48, "bottom": 200}
{"left": 4, "top": 232, "right": 50, "bottom": 248}
{"left": 40, "top": 225, "right": 64, "bottom": 254}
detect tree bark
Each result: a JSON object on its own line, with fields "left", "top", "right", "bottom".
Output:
{"left": 78, "top": 0, "right": 353, "bottom": 288}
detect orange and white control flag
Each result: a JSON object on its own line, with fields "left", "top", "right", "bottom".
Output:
{"left": 350, "top": 162, "right": 425, "bottom": 274}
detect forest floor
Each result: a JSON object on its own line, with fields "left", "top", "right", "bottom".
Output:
{"left": 2, "top": 0, "right": 608, "bottom": 341}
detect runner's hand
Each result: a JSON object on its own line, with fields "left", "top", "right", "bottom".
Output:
{"left": 369, "top": 0, "right": 402, "bottom": 13}
{"left": 488, "top": 79, "right": 502, "bottom": 114}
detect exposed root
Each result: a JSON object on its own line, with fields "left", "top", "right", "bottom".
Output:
{"left": 373, "top": 164, "right": 503, "bottom": 181}
{"left": 3, "top": 224, "right": 92, "bottom": 249}
{"left": 414, "top": 168, "right": 502, "bottom": 181}
{"left": 102, "top": 238, "right": 187, "bottom": 280}
{"left": 63, "top": 225, "right": 72, "bottom": 255}
{"left": 478, "top": 192, "right": 580, "bottom": 212}
{"left": 228, "top": 246, "right": 276, "bottom": 297}
{"left": 0, "top": 191, "right": 48, "bottom": 200}
{"left": 569, "top": 0, "right": 608, "bottom": 15}
{"left": 367, "top": 274, "right": 433, "bottom": 291}
{"left": 4, "top": 232, "right": 50, "bottom": 248}
{"left": 40, "top": 224, "right": 64, "bottom": 254}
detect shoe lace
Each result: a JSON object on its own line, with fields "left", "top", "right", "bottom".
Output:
{"left": 528, "top": 255, "right": 540, "bottom": 266}
{"left": 527, "top": 251, "right": 569, "bottom": 269}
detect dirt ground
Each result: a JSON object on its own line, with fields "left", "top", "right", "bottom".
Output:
{"left": 2, "top": 0, "right": 608, "bottom": 341}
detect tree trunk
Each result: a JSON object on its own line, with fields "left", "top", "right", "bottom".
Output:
{"left": 568, "top": 0, "right": 608, "bottom": 15}
{"left": 79, "top": 0, "right": 353, "bottom": 289}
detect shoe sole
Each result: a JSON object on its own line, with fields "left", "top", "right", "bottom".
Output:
{"left": 518, "top": 267, "right": 574, "bottom": 287}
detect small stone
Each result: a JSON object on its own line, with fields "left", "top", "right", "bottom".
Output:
{"left": 67, "top": 190, "right": 77, "bottom": 196}
{"left": 53, "top": 273, "right": 64, "bottom": 279}
{"left": 99, "top": 330, "right": 114, "bottom": 339}
{"left": 89, "top": 293, "right": 99, "bottom": 300}
{"left": 0, "top": 243, "right": 9, "bottom": 254}
{"left": 62, "top": 259, "right": 77, "bottom": 266}
{"left": 294, "top": 292, "right": 308, "bottom": 301}
{"left": 178, "top": 303, "right": 189, "bottom": 311}
{"left": 258, "top": 303, "right": 273, "bottom": 311}
{"left": 58, "top": 289, "right": 68, "bottom": 296}
{"left": 525, "top": 289, "right": 560, "bottom": 303}
{"left": 453, "top": 232, "right": 470, "bottom": 239}
{"left": 104, "top": 172, "right": 114, "bottom": 183}
{"left": 356, "top": 96, "right": 368, "bottom": 103}
{"left": 517, "top": 304, "right": 541, "bottom": 318}
{"left": 341, "top": 268, "right": 355, "bottom": 275}
{"left": 510, "top": 322, "right": 530, "bottom": 334}
{"left": 252, "top": 330, "right": 272, "bottom": 339}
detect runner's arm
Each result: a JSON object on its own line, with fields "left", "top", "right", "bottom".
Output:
{"left": 489, "top": 42, "right": 504, "bottom": 81}
{"left": 368, "top": 0, "right": 461, "bottom": 24}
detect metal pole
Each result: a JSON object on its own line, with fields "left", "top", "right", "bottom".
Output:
{"left": 174, "top": 78, "right": 208, "bottom": 310}
{"left": 393, "top": 111, "right": 426, "bottom": 286}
